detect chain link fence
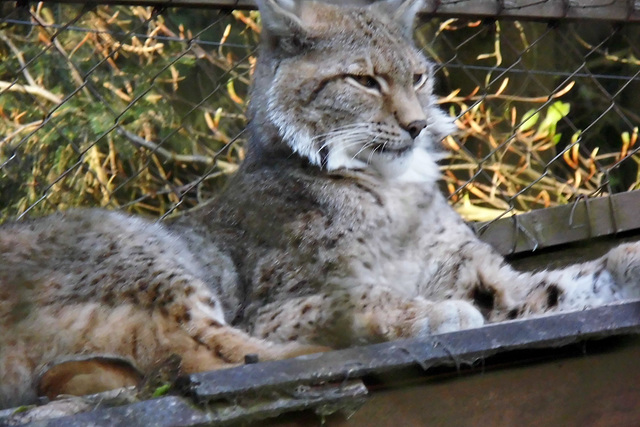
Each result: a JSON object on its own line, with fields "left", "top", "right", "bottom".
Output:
{"left": 0, "top": 1, "right": 639, "bottom": 225}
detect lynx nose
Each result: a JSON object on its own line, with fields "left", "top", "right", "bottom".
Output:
{"left": 405, "top": 120, "right": 427, "bottom": 139}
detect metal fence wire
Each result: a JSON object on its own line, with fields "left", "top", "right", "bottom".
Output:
{"left": 0, "top": 1, "right": 639, "bottom": 226}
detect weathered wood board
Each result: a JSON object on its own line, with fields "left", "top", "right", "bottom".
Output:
{"left": 26, "top": 0, "right": 640, "bottom": 22}
{"left": 261, "top": 338, "right": 640, "bottom": 426}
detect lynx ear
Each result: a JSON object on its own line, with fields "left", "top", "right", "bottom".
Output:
{"left": 374, "top": 0, "right": 424, "bottom": 38}
{"left": 256, "top": 0, "right": 325, "bottom": 53}
{"left": 257, "top": 0, "right": 304, "bottom": 35}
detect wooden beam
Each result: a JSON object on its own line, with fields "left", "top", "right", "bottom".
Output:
{"left": 475, "top": 190, "right": 640, "bottom": 256}
{"left": 35, "top": 0, "right": 640, "bottom": 22}
{"left": 422, "top": 0, "right": 640, "bottom": 22}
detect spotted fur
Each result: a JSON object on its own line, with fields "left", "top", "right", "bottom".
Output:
{"left": 2, "top": 0, "right": 639, "bottom": 409}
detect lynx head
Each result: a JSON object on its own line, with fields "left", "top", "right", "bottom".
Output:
{"left": 249, "top": 0, "right": 454, "bottom": 182}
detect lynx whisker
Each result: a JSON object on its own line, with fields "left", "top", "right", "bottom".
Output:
{"left": 367, "top": 140, "right": 387, "bottom": 165}
{"left": 315, "top": 134, "right": 373, "bottom": 158}
{"left": 310, "top": 124, "right": 371, "bottom": 142}
{"left": 315, "top": 133, "right": 363, "bottom": 152}
{"left": 350, "top": 134, "right": 383, "bottom": 162}
{"left": 338, "top": 136, "right": 377, "bottom": 155}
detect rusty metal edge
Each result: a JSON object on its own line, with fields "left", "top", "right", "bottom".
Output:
{"left": 20, "top": 0, "right": 640, "bottom": 22}
{"left": 475, "top": 190, "right": 640, "bottom": 256}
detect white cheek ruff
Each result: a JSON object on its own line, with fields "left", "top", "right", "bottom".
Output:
{"left": 427, "top": 96, "right": 457, "bottom": 141}
{"left": 325, "top": 148, "right": 369, "bottom": 171}
{"left": 394, "top": 146, "right": 441, "bottom": 183}
{"left": 266, "top": 86, "right": 322, "bottom": 166}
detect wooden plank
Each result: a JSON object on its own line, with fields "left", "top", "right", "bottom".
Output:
{"left": 35, "top": 0, "right": 640, "bottom": 22}
{"left": 423, "top": 0, "right": 640, "bottom": 22}
{"left": 474, "top": 190, "right": 640, "bottom": 256}
{"left": 11, "top": 301, "right": 640, "bottom": 426}
{"left": 37, "top": 0, "right": 256, "bottom": 9}
{"left": 188, "top": 301, "right": 640, "bottom": 401}
{"left": 322, "top": 338, "right": 640, "bottom": 426}
{"left": 17, "top": 381, "right": 367, "bottom": 426}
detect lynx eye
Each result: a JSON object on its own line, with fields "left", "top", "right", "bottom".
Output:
{"left": 413, "top": 73, "right": 427, "bottom": 90}
{"left": 347, "top": 75, "right": 381, "bottom": 92}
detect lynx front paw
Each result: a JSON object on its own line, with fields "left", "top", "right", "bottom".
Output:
{"left": 412, "top": 300, "right": 484, "bottom": 337}
{"left": 606, "top": 243, "right": 640, "bottom": 298}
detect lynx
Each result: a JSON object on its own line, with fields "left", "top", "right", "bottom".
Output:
{"left": 1, "top": 0, "right": 639, "bottom": 409}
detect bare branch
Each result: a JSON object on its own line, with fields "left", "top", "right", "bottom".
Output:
{"left": 0, "top": 81, "right": 62, "bottom": 104}
{"left": 117, "top": 128, "right": 215, "bottom": 165}
{"left": 0, "top": 30, "right": 38, "bottom": 88}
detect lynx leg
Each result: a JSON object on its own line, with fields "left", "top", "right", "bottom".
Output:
{"left": 467, "top": 242, "right": 640, "bottom": 322}
{"left": 36, "top": 356, "right": 141, "bottom": 400}
{"left": 602, "top": 243, "right": 640, "bottom": 298}
{"left": 249, "top": 290, "right": 484, "bottom": 348}
{"left": 166, "top": 284, "right": 327, "bottom": 366}
{"left": 29, "top": 296, "right": 325, "bottom": 401}
{"left": 184, "top": 320, "right": 327, "bottom": 366}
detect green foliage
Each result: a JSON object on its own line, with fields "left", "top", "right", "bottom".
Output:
{"left": 538, "top": 101, "right": 570, "bottom": 144}
{"left": 151, "top": 384, "right": 171, "bottom": 398}
{"left": 518, "top": 109, "right": 539, "bottom": 132}
{"left": 11, "top": 405, "right": 33, "bottom": 414}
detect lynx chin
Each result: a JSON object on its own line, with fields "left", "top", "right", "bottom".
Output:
{"left": 1, "top": 0, "right": 640, "bottom": 410}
